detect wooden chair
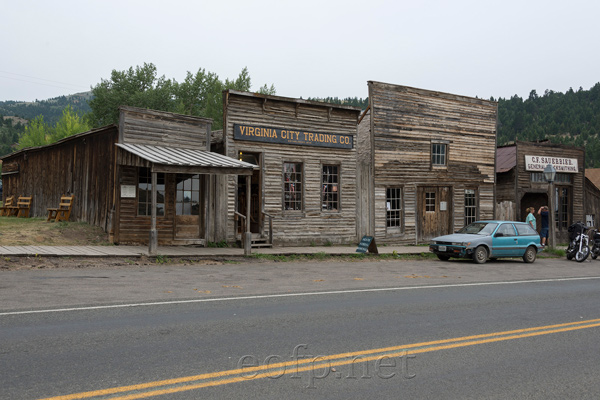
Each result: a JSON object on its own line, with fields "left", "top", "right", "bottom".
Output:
{"left": 47, "top": 195, "right": 74, "bottom": 222}
{"left": 16, "top": 196, "right": 33, "bottom": 218}
{"left": 0, "top": 196, "right": 15, "bottom": 216}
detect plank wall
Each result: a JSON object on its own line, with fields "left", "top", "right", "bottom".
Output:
{"left": 222, "top": 91, "right": 361, "bottom": 246}
{"left": 119, "top": 106, "right": 211, "bottom": 149}
{"left": 366, "top": 82, "right": 498, "bottom": 244}
{"left": 0, "top": 127, "right": 118, "bottom": 231}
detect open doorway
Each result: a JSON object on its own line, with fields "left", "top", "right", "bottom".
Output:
{"left": 520, "top": 192, "right": 548, "bottom": 233}
{"left": 237, "top": 152, "right": 261, "bottom": 234}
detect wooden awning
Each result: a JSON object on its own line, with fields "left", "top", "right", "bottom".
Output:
{"left": 116, "top": 143, "right": 256, "bottom": 175}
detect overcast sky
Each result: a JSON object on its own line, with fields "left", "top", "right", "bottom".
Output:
{"left": 2, "top": 0, "right": 599, "bottom": 103}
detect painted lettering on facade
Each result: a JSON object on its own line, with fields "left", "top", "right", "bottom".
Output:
{"left": 524, "top": 155, "right": 578, "bottom": 173}
{"left": 233, "top": 124, "right": 353, "bottom": 149}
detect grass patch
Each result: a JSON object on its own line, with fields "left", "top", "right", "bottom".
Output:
{"left": 250, "top": 252, "right": 436, "bottom": 263}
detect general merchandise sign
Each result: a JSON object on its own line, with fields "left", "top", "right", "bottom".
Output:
{"left": 525, "top": 155, "right": 578, "bottom": 173}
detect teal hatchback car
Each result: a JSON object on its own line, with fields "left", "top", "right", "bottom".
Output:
{"left": 429, "top": 221, "right": 542, "bottom": 264}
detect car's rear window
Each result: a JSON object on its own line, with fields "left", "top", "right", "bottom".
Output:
{"left": 515, "top": 223, "right": 538, "bottom": 236}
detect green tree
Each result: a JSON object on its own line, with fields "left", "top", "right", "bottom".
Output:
{"left": 18, "top": 115, "right": 50, "bottom": 149}
{"left": 87, "top": 62, "right": 176, "bottom": 127}
{"left": 87, "top": 64, "right": 275, "bottom": 130}
{"left": 52, "top": 105, "right": 90, "bottom": 142}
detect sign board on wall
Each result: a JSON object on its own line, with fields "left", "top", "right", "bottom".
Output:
{"left": 234, "top": 124, "right": 353, "bottom": 149}
{"left": 120, "top": 185, "right": 136, "bottom": 198}
{"left": 525, "top": 156, "right": 578, "bottom": 173}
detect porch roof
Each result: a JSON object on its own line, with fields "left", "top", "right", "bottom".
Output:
{"left": 116, "top": 143, "right": 256, "bottom": 175}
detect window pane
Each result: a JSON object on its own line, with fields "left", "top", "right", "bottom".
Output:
{"left": 284, "top": 162, "right": 303, "bottom": 211}
{"left": 386, "top": 188, "right": 403, "bottom": 229}
{"left": 322, "top": 165, "right": 340, "bottom": 211}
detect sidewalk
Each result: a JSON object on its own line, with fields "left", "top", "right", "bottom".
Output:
{"left": 0, "top": 244, "right": 429, "bottom": 258}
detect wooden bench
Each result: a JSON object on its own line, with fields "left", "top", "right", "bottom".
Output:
{"left": 0, "top": 196, "right": 15, "bottom": 216}
{"left": 15, "top": 196, "right": 33, "bottom": 218}
{"left": 47, "top": 195, "right": 74, "bottom": 222}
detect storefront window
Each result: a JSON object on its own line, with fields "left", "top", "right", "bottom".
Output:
{"left": 283, "top": 162, "right": 303, "bottom": 211}
{"left": 138, "top": 168, "right": 165, "bottom": 216}
{"left": 386, "top": 188, "right": 403, "bottom": 230}
{"left": 176, "top": 174, "right": 200, "bottom": 215}
{"left": 322, "top": 165, "right": 339, "bottom": 211}
{"left": 531, "top": 172, "right": 572, "bottom": 183}
{"left": 554, "top": 186, "right": 570, "bottom": 230}
{"left": 465, "top": 189, "right": 478, "bottom": 225}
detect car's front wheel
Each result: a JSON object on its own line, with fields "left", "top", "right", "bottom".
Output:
{"left": 523, "top": 246, "right": 537, "bottom": 263}
{"left": 437, "top": 254, "right": 450, "bottom": 261}
{"left": 472, "top": 246, "right": 488, "bottom": 264}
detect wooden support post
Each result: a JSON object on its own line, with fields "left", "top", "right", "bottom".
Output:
{"left": 149, "top": 171, "right": 158, "bottom": 255}
{"left": 244, "top": 174, "right": 252, "bottom": 256}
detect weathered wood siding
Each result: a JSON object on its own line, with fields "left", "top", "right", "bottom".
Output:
{"left": 0, "top": 127, "right": 118, "bottom": 231}
{"left": 119, "top": 106, "right": 211, "bottom": 149}
{"left": 364, "top": 81, "right": 498, "bottom": 244}
{"left": 115, "top": 165, "right": 176, "bottom": 245}
{"left": 222, "top": 91, "right": 361, "bottom": 246}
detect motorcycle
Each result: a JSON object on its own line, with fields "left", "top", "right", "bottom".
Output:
{"left": 590, "top": 228, "right": 600, "bottom": 260}
{"left": 566, "top": 222, "right": 590, "bottom": 262}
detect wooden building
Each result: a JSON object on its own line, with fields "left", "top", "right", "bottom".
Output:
{"left": 584, "top": 169, "right": 600, "bottom": 228}
{"left": 357, "top": 82, "right": 498, "bottom": 244}
{"left": 496, "top": 140, "right": 585, "bottom": 242}
{"left": 220, "top": 90, "right": 362, "bottom": 246}
{"left": 0, "top": 106, "right": 255, "bottom": 250}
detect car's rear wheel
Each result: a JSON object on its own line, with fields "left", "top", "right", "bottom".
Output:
{"left": 523, "top": 246, "right": 537, "bottom": 263}
{"left": 437, "top": 254, "right": 450, "bottom": 261}
{"left": 472, "top": 246, "right": 488, "bottom": 264}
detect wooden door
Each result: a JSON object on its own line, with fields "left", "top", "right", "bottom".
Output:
{"left": 418, "top": 186, "right": 452, "bottom": 242}
{"left": 175, "top": 174, "right": 203, "bottom": 241}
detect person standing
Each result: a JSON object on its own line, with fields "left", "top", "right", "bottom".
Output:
{"left": 526, "top": 207, "right": 536, "bottom": 230}
{"left": 538, "top": 206, "right": 549, "bottom": 247}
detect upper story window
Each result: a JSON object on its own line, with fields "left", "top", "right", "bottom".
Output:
{"left": 283, "top": 162, "right": 303, "bottom": 211}
{"left": 431, "top": 143, "right": 447, "bottom": 166}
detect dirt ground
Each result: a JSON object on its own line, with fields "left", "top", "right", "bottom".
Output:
{"left": 0, "top": 217, "right": 235, "bottom": 269}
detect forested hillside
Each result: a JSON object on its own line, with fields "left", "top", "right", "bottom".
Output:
{"left": 0, "top": 115, "right": 25, "bottom": 156}
{"left": 1, "top": 83, "right": 600, "bottom": 166}
{"left": 496, "top": 83, "right": 600, "bottom": 167}
{"left": 0, "top": 93, "right": 91, "bottom": 126}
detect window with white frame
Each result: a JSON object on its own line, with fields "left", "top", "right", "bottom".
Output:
{"left": 431, "top": 143, "right": 447, "bottom": 166}
{"left": 386, "top": 188, "right": 403, "bottom": 230}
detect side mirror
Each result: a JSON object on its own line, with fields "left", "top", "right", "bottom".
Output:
{"left": 495, "top": 233, "right": 504, "bottom": 238}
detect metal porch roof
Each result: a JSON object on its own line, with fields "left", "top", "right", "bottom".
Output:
{"left": 116, "top": 143, "right": 257, "bottom": 172}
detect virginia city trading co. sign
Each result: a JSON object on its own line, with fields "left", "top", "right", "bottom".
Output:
{"left": 233, "top": 124, "right": 353, "bottom": 149}
{"left": 525, "top": 155, "right": 578, "bottom": 173}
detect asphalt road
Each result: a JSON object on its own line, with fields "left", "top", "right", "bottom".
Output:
{"left": 2, "top": 258, "right": 600, "bottom": 399}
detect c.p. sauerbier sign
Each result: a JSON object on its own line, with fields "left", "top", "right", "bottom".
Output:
{"left": 525, "top": 155, "right": 578, "bottom": 173}
{"left": 234, "top": 124, "right": 353, "bottom": 149}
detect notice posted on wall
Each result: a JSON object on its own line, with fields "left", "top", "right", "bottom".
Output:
{"left": 121, "top": 185, "right": 136, "bottom": 198}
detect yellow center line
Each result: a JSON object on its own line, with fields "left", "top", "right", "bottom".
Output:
{"left": 39, "top": 318, "right": 600, "bottom": 400}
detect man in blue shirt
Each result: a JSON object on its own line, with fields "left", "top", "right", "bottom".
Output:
{"left": 538, "top": 206, "right": 549, "bottom": 247}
